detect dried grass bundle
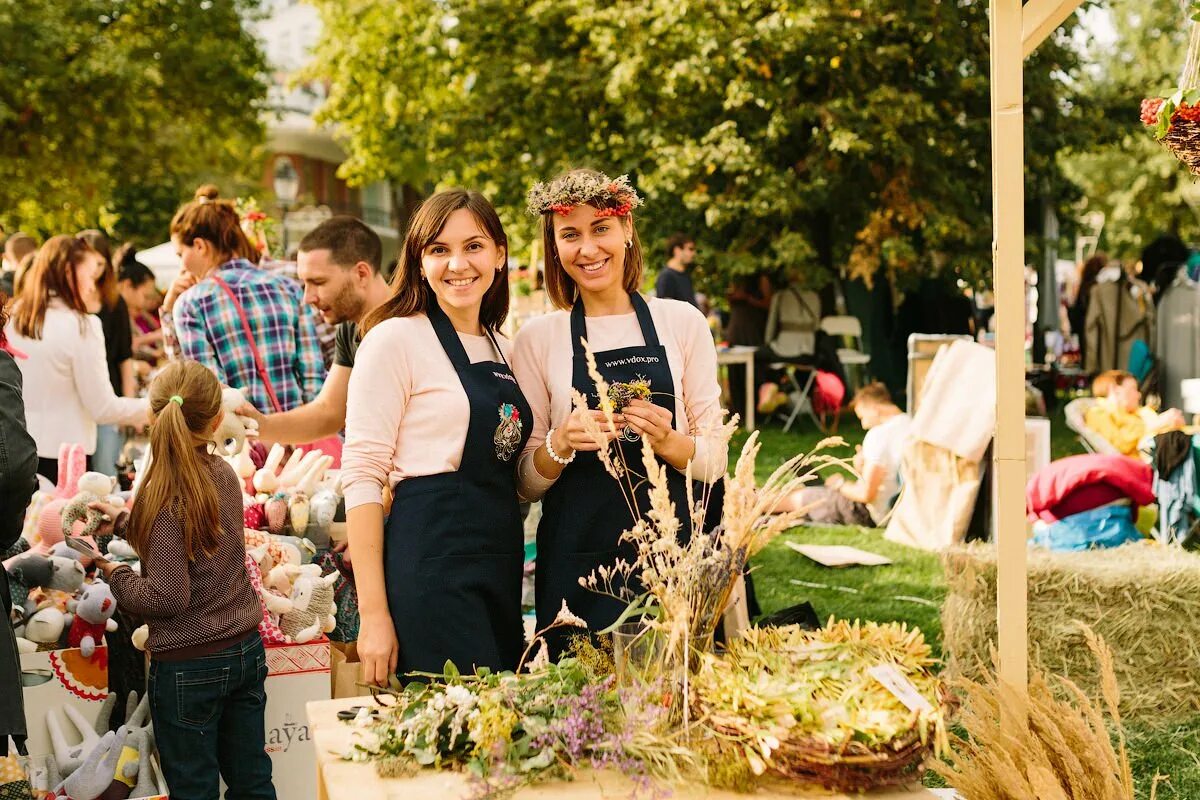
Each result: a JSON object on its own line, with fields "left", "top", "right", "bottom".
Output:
{"left": 933, "top": 627, "right": 1156, "bottom": 800}
{"left": 942, "top": 543, "right": 1200, "bottom": 722}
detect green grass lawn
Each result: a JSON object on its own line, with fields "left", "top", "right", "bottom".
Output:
{"left": 744, "top": 412, "right": 1198, "bottom": 798}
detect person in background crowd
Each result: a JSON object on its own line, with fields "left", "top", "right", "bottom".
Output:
{"left": 724, "top": 272, "right": 774, "bottom": 418}
{"left": 0, "top": 293, "right": 38, "bottom": 754}
{"left": 91, "top": 360, "right": 276, "bottom": 800}
{"left": 654, "top": 232, "right": 698, "bottom": 307}
{"left": 513, "top": 169, "right": 727, "bottom": 658}
{"left": 239, "top": 216, "right": 391, "bottom": 446}
{"left": 343, "top": 191, "right": 530, "bottom": 685}
{"left": 4, "top": 236, "right": 149, "bottom": 481}
{"left": 773, "top": 382, "right": 911, "bottom": 526}
{"left": 161, "top": 185, "right": 324, "bottom": 413}
{"left": 11, "top": 251, "right": 36, "bottom": 300}
{"left": 118, "top": 256, "right": 164, "bottom": 360}
{"left": 78, "top": 230, "right": 136, "bottom": 477}
{"left": 1, "top": 233, "right": 36, "bottom": 299}
{"left": 1086, "top": 369, "right": 1184, "bottom": 458}
{"left": 1069, "top": 252, "right": 1106, "bottom": 364}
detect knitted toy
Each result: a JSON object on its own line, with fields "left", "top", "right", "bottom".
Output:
{"left": 59, "top": 473, "right": 119, "bottom": 540}
{"left": 244, "top": 547, "right": 293, "bottom": 645}
{"left": 52, "top": 444, "right": 87, "bottom": 501}
{"left": 53, "top": 727, "right": 126, "bottom": 800}
{"left": 65, "top": 582, "right": 119, "bottom": 658}
{"left": 6, "top": 553, "right": 83, "bottom": 621}
{"left": 279, "top": 571, "right": 338, "bottom": 643}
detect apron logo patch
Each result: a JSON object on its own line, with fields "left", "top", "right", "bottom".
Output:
{"left": 494, "top": 402, "right": 523, "bottom": 462}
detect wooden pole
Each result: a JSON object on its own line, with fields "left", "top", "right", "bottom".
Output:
{"left": 990, "top": 0, "right": 1086, "bottom": 692}
{"left": 990, "top": 0, "right": 1028, "bottom": 691}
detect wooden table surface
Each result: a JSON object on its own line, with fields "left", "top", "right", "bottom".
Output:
{"left": 308, "top": 696, "right": 945, "bottom": 800}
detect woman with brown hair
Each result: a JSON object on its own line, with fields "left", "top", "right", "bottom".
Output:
{"left": 161, "top": 185, "right": 323, "bottom": 414}
{"left": 511, "top": 169, "right": 727, "bottom": 656}
{"left": 77, "top": 229, "right": 136, "bottom": 477}
{"left": 342, "top": 189, "right": 531, "bottom": 685}
{"left": 4, "top": 235, "right": 149, "bottom": 481}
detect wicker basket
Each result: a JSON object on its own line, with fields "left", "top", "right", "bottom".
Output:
{"left": 1153, "top": 14, "right": 1200, "bottom": 173}
{"left": 1162, "top": 117, "right": 1200, "bottom": 175}
{"left": 708, "top": 720, "right": 932, "bottom": 793}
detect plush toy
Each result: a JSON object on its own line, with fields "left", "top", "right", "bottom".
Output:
{"left": 8, "top": 553, "right": 85, "bottom": 618}
{"left": 244, "top": 546, "right": 294, "bottom": 645}
{"left": 279, "top": 571, "right": 338, "bottom": 643}
{"left": 55, "top": 727, "right": 127, "bottom": 799}
{"left": 212, "top": 387, "right": 258, "bottom": 457}
{"left": 60, "top": 472, "right": 119, "bottom": 540}
{"left": 243, "top": 529, "right": 307, "bottom": 568}
{"left": 0, "top": 749, "right": 32, "bottom": 800}
{"left": 47, "top": 706, "right": 102, "bottom": 775}
{"left": 263, "top": 494, "right": 288, "bottom": 536}
{"left": 52, "top": 444, "right": 88, "bottom": 501}
{"left": 66, "top": 582, "right": 119, "bottom": 658}
{"left": 130, "top": 626, "right": 149, "bottom": 652}
{"left": 21, "top": 606, "right": 67, "bottom": 651}
{"left": 265, "top": 562, "right": 320, "bottom": 599}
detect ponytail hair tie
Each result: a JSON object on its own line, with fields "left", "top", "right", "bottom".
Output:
{"left": 169, "top": 395, "right": 184, "bottom": 407}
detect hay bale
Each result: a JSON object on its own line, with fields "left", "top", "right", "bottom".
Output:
{"left": 942, "top": 541, "right": 1200, "bottom": 722}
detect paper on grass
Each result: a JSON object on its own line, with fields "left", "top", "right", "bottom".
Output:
{"left": 785, "top": 541, "right": 893, "bottom": 567}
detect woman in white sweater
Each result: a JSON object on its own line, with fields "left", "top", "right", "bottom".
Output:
{"left": 512, "top": 169, "right": 728, "bottom": 656}
{"left": 4, "top": 235, "right": 149, "bottom": 481}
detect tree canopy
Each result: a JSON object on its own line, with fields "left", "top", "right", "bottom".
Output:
{"left": 1060, "top": 0, "right": 1200, "bottom": 263}
{"left": 305, "top": 0, "right": 1090, "bottom": 290}
{"left": 0, "top": 0, "right": 268, "bottom": 243}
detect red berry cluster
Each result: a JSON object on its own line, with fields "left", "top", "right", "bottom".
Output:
{"left": 1141, "top": 97, "right": 1164, "bottom": 126}
{"left": 550, "top": 203, "right": 575, "bottom": 215}
{"left": 594, "top": 202, "right": 633, "bottom": 218}
{"left": 1175, "top": 103, "right": 1200, "bottom": 123}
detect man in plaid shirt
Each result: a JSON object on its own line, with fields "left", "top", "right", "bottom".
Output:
{"left": 166, "top": 259, "right": 325, "bottom": 412}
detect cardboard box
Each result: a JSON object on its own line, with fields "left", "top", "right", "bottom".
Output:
{"left": 261, "top": 639, "right": 331, "bottom": 800}
{"left": 21, "top": 640, "right": 330, "bottom": 800}
{"left": 20, "top": 646, "right": 110, "bottom": 757}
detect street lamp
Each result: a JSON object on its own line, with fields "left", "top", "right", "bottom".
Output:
{"left": 272, "top": 157, "right": 300, "bottom": 256}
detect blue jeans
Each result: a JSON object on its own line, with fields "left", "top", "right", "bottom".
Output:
{"left": 93, "top": 424, "right": 124, "bottom": 478}
{"left": 149, "top": 632, "right": 276, "bottom": 800}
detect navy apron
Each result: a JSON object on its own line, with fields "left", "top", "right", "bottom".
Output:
{"left": 536, "top": 293, "right": 722, "bottom": 657}
{"left": 384, "top": 302, "right": 532, "bottom": 676}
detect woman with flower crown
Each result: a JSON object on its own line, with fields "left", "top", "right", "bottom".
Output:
{"left": 341, "top": 189, "right": 532, "bottom": 686}
{"left": 512, "top": 169, "right": 727, "bottom": 657}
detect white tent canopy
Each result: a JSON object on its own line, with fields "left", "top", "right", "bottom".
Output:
{"left": 135, "top": 241, "right": 182, "bottom": 289}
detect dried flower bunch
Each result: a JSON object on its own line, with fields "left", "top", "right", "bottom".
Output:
{"left": 525, "top": 171, "right": 644, "bottom": 217}
{"left": 934, "top": 626, "right": 1161, "bottom": 800}
{"left": 692, "top": 620, "right": 946, "bottom": 792}
{"left": 573, "top": 340, "right": 846, "bottom": 654}
{"left": 348, "top": 652, "right": 701, "bottom": 799}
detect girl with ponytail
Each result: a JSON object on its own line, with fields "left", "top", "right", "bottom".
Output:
{"left": 92, "top": 360, "right": 276, "bottom": 799}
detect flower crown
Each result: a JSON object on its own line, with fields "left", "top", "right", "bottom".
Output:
{"left": 526, "top": 172, "right": 644, "bottom": 218}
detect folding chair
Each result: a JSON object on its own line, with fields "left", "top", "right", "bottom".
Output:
{"left": 777, "top": 363, "right": 821, "bottom": 433}
{"left": 819, "top": 315, "right": 870, "bottom": 392}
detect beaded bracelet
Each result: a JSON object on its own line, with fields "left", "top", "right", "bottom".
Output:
{"left": 545, "top": 427, "right": 577, "bottom": 466}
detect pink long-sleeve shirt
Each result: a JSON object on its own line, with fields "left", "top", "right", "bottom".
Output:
{"left": 511, "top": 296, "right": 728, "bottom": 501}
{"left": 340, "top": 314, "right": 514, "bottom": 511}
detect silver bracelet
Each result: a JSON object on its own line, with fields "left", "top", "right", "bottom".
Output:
{"left": 544, "top": 427, "right": 576, "bottom": 466}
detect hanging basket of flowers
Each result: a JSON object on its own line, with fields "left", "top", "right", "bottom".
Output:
{"left": 1143, "top": 4, "right": 1200, "bottom": 173}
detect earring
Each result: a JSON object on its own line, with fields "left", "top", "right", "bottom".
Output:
{"left": 625, "top": 240, "right": 633, "bottom": 249}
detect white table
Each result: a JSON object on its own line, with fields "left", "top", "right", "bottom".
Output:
{"left": 308, "top": 696, "right": 941, "bottom": 800}
{"left": 716, "top": 346, "right": 757, "bottom": 431}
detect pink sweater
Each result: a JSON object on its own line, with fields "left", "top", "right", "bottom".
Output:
{"left": 511, "top": 297, "right": 727, "bottom": 501}
{"left": 341, "top": 315, "right": 513, "bottom": 511}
